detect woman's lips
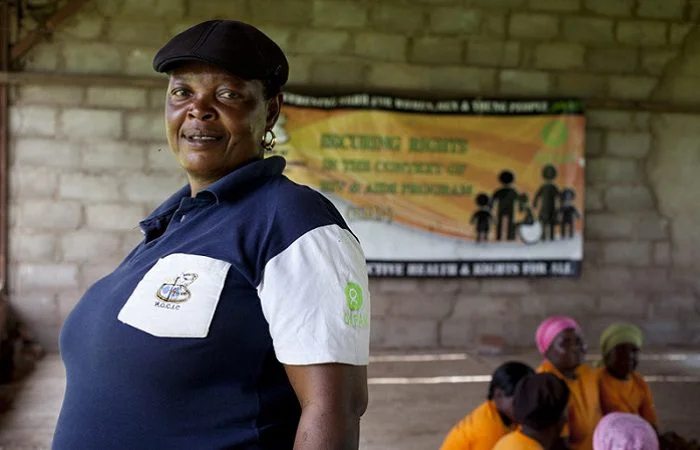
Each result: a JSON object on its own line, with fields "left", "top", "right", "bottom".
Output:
{"left": 181, "top": 132, "right": 224, "bottom": 147}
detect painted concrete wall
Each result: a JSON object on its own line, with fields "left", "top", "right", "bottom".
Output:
{"left": 7, "top": 0, "right": 700, "bottom": 351}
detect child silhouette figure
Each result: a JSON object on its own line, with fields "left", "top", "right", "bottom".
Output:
{"left": 470, "top": 193, "right": 492, "bottom": 242}
{"left": 517, "top": 193, "right": 542, "bottom": 245}
{"left": 491, "top": 170, "right": 519, "bottom": 241}
{"left": 559, "top": 188, "right": 580, "bottom": 239}
{"left": 534, "top": 164, "right": 560, "bottom": 241}
{"left": 518, "top": 193, "right": 535, "bottom": 225}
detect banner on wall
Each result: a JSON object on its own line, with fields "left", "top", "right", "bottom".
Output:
{"left": 270, "top": 93, "right": 586, "bottom": 278}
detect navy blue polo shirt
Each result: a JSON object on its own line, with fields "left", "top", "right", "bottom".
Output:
{"left": 53, "top": 156, "right": 370, "bottom": 449}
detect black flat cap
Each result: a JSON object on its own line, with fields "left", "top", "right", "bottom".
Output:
{"left": 153, "top": 20, "right": 288, "bottom": 95}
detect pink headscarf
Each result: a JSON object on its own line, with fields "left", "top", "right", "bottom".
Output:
{"left": 535, "top": 315, "right": 581, "bottom": 355}
{"left": 593, "top": 413, "right": 659, "bottom": 450}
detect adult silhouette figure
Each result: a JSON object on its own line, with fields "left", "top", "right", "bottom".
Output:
{"left": 559, "top": 188, "right": 580, "bottom": 239}
{"left": 534, "top": 164, "right": 560, "bottom": 241}
{"left": 491, "top": 170, "right": 519, "bottom": 241}
{"left": 470, "top": 193, "right": 492, "bottom": 242}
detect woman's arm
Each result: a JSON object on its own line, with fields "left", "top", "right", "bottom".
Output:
{"left": 285, "top": 363, "right": 368, "bottom": 450}
{"left": 639, "top": 378, "right": 659, "bottom": 428}
{"left": 438, "top": 416, "right": 472, "bottom": 450}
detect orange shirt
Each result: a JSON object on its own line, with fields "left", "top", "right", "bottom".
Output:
{"left": 493, "top": 430, "right": 544, "bottom": 450}
{"left": 599, "top": 369, "right": 658, "bottom": 427}
{"left": 538, "top": 361, "right": 602, "bottom": 450}
{"left": 440, "top": 400, "right": 513, "bottom": 450}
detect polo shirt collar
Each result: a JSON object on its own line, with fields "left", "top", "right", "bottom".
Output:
{"left": 202, "top": 155, "right": 286, "bottom": 202}
{"left": 139, "top": 156, "right": 287, "bottom": 233}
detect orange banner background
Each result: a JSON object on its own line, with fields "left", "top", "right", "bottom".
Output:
{"left": 274, "top": 106, "right": 585, "bottom": 241}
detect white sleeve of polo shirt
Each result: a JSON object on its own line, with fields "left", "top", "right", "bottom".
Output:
{"left": 257, "top": 224, "right": 370, "bottom": 366}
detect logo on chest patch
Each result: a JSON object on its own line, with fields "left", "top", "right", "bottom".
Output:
{"left": 156, "top": 272, "right": 198, "bottom": 303}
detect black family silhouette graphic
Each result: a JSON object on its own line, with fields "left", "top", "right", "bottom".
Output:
{"left": 518, "top": 193, "right": 535, "bottom": 225}
{"left": 470, "top": 193, "right": 493, "bottom": 242}
{"left": 490, "top": 170, "right": 519, "bottom": 241}
{"left": 533, "top": 164, "right": 560, "bottom": 242}
{"left": 471, "top": 166, "right": 579, "bottom": 244}
{"left": 517, "top": 193, "right": 542, "bottom": 245}
{"left": 559, "top": 188, "right": 580, "bottom": 239}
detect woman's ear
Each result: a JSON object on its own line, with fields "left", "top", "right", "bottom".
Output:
{"left": 544, "top": 346, "right": 554, "bottom": 362}
{"left": 492, "top": 387, "right": 503, "bottom": 401}
{"left": 603, "top": 351, "right": 613, "bottom": 367}
{"left": 266, "top": 93, "right": 283, "bottom": 130}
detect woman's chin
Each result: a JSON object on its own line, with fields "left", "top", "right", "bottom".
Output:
{"left": 558, "top": 357, "right": 582, "bottom": 372}
{"left": 180, "top": 156, "right": 223, "bottom": 175}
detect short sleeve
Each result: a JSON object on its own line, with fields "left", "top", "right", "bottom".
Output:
{"left": 439, "top": 420, "right": 471, "bottom": 450}
{"left": 257, "top": 224, "right": 370, "bottom": 366}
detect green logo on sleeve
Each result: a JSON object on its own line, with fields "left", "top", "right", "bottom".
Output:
{"left": 345, "top": 282, "right": 363, "bottom": 311}
{"left": 344, "top": 282, "right": 368, "bottom": 328}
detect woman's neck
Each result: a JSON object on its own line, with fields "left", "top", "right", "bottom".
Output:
{"left": 605, "top": 367, "right": 630, "bottom": 381}
{"left": 560, "top": 369, "right": 577, "bottom": 379}
{"left": 497, "top": 410, "right": 513, "bottom": 428}
{"left": 548, "top": 361, "right": 578, "bottom": 380}
{"left": 187, "top": 175, "right": 219, "bottom": 197}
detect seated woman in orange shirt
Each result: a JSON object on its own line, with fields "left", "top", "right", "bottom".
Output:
{"left": 536, "top": 316, "right": 602, "bottom": 450}
{"left": 440, "top": 361, "right": 534, "bottom": 450}
{"left": 493, "top": 373, "right": 570, "bottom": 450}
{"left": 598, "top": 322, "right": 658, "bottom": 429}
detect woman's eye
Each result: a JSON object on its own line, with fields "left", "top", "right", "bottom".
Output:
{"left": 220, "top": 91, "right": 241, "bottom": 99}
{"left": 170, "top": 88, "right": 189, "bottom": 97}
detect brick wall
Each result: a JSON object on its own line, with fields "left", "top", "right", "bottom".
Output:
{"left": 7, "top": 0, "right": 700, "bottom": 351}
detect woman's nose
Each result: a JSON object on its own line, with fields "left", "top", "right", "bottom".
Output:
{"left": 187, "top": 97, "right": 217, "bottom": 121}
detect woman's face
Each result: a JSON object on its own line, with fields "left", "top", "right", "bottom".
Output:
{"left": 545, "top": 328, "right": 585, "bottom": 373}
{"left": 605, "top": 343, "right": 639, "bottom": 379}
{"left": 492, "top": 388, "right": 515, "bottom": 421}
{"left": 165, "top": 61, "right": 281, "bottom": 187}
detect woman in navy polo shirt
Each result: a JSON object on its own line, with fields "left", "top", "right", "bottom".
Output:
{"left": 53, "top": 20, "right": 370, "bottom": 450}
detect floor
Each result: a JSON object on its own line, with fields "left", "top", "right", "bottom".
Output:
{"left": 0, "top": 349, "right": 698, "bottom": 449}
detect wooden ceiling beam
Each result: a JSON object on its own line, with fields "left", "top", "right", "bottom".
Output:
{"left": 11, "top": 0, "right": 89, "bottom": 63}
{"left": 0, "top": 69, "right": 699, "bottom": 114}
